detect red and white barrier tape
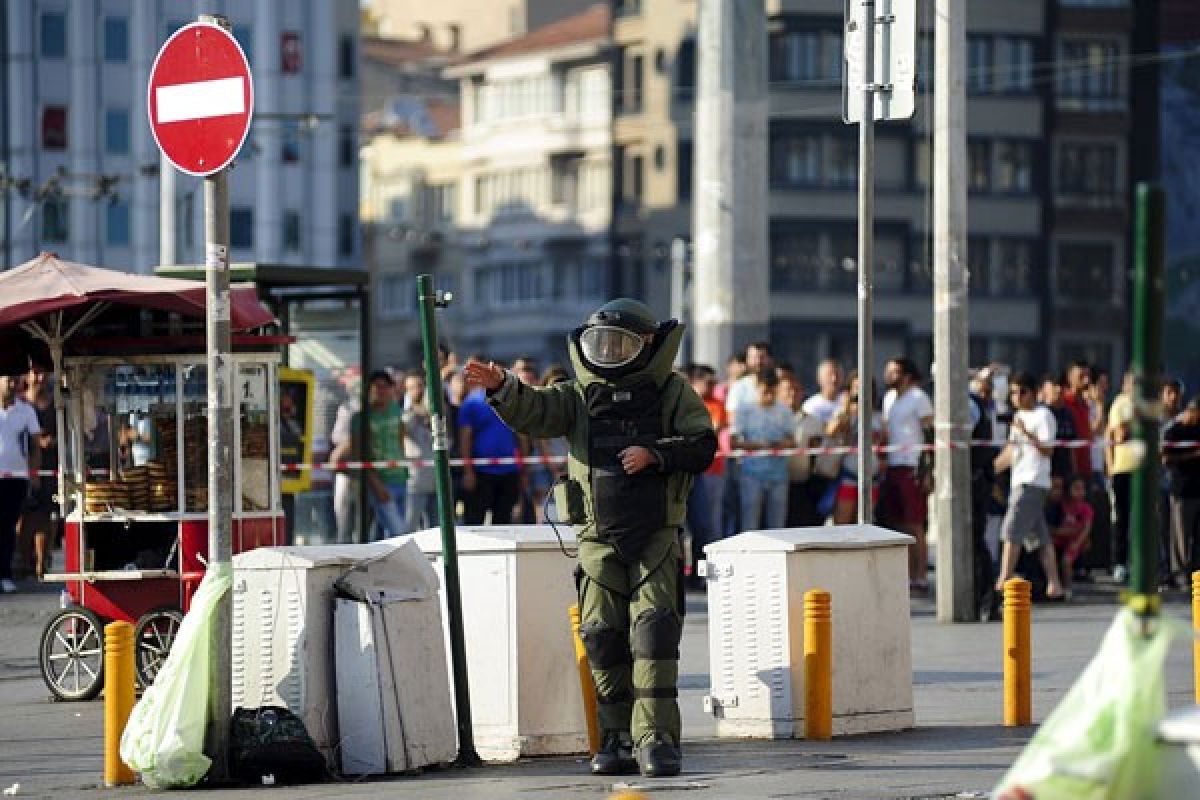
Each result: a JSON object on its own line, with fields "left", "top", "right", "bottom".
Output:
{"left": 2, "top": 439, "right": 1193, "bottom": 479}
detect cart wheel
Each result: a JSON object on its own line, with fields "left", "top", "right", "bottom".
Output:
{"left": 39, "top": 607, "right": 105, "bottom": 702}
{"left": 134, "top": 607, "right": 184, "bottom": 689}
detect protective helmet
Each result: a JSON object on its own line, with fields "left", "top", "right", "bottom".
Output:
{"left": 578, "top": 298, "right": 658, "bottom": 369}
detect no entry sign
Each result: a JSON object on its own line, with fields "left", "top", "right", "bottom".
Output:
{"left": 147, "top": 22, "right": 254, "bottom": 177}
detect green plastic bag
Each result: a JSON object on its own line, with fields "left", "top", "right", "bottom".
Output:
{"left": 994, "top": 608, "right": 1181, "bottom": 800}
{"left": 120, "top": 564, "right": 232, "bottom": 789}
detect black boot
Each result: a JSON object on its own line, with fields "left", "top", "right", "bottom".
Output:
{"left": 590, "top": 730, "right": 636, "bottom": 775}
{"left": 635, "top": 732, "right": 681, "bottom": 777}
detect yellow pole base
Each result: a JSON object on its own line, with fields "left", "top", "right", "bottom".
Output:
{"left": 569, "top": 604, "right": 601, "bottom": 754}
{"left": 803, "top": 589, "right": 833, "bottom": 741}
{"left": 1003, "top": 578, "right": 1032, "bottom": 727}
{"left": 1192, "top": 571, "right": 1200, "bottom": 705}
{"left": 104, "top": 620, "right": 136, "bottom": 787}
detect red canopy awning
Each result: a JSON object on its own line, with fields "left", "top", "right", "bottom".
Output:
{"left": 0, "top": 252, "right": 275, "bottom": 330}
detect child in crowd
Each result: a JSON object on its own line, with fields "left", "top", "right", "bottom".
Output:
{"left": 1048, "top": 474, "right": 1094, "bottom": 595}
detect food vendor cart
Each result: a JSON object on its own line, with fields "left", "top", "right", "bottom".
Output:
{"left": 0, "top": 253, "right": 283, "bottom": 701}
{"left": 40, "top": 350, "right": 285, "bottom": 700}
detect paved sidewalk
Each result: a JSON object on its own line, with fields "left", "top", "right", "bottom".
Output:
{"left": 0, "top": 578, "right": 1194, "bottom": 799}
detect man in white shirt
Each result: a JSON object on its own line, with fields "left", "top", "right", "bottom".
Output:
{"left": 801, "top": 359, "right": 844, "bottom": 424}
{"left": 799, "top": 359, "right": 845, "bottom": 521}
{"left": 724, "top": 341, "right": 777, "bottom": 426}
{"left": 880, "top": 357, "right": 935, "bottom": 590}
{"left": 992, "top": 372, "right": 1065, "bottom": 599}
{"left": 0, "top": 374, "right": 40, "bottom": 593}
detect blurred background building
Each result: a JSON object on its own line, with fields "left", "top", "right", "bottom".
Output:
{"left": 0, "top": 0, "right": 360, "bottom": 273}
{"left": 362, "top": 0, "right": 1143, "bottom": 381}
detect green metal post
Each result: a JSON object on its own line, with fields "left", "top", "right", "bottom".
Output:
{"left": 416, "top": 274, "right": 481, "bottom": 765}
{"left": 1129, "top": 184, "right": 1165, "bottom": 601}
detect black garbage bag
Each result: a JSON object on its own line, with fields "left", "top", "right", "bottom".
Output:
{"left": 229, "top": 706, "right": 328, "bottom": 785}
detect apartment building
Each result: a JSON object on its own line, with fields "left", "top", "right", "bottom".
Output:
{"left": 366, "top": 0, "right": 601, "bottom": 54}
{"left": 446, "top": 4, "right": 613, "bottom": 363}
{"left": 0, "top": 0, "right": 361, "bottom": 273}
{"left": 613, "top": 0, "right": 1133, "bottom": 381}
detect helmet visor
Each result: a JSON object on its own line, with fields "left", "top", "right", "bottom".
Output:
{"left": 579, "top": 325, "right": 645, "bottom": 368}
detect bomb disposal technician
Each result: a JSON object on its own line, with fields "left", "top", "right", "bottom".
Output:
{"left": 464, "top": 299, "right": 716, "bottom": 778}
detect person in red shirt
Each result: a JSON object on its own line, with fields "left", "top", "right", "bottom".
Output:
{"left": 684, "top": 365, "right": 728, "bottom": 588}
{"left": 1049, "top": 474, "right": 1094, "bottom": 596}
{"left": 1062, "top": 360, "right": 1094, "bottom": 480}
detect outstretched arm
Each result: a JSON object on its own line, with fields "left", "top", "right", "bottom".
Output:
{"left": 464, "top": 358, "right": 577, "bottom": 439}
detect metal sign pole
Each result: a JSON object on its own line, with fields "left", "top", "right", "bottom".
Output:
{"left": 856, "top": 0, "right": 876, "bottom": 523}
{"left": 416, "top": 274, "right": 481, "bottom": 765}
{"left": 200, "top": 12, "right": 234, "bottom": 784}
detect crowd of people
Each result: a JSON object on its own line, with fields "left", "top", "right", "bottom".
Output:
{"left": 330, "top": 343, "right": 1200, "bottom": 612}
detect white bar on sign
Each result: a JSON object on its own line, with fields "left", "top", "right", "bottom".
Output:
{"left": 156, "top": 76, "right": 245, "bottom": 123}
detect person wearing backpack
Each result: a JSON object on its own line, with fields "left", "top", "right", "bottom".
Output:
{"left": 464, "top": 299, "right": 716, "bottom": 779}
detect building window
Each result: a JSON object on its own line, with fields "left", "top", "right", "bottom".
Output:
{"left": 677, "top": 140, "right": 693, "bottom": 200}
{"left": 967, "top": 36, "right": 992, "bottom": 93}
{"left": 995, "top": 140, "right": 1032, "bottom": 193}
{"left": 614, "top": 0, "right": 642, "bottom": 16}
{"left": 339, "top": 126, "right": 355, "bottom": 169}
{"left": 616, "top": 50, "right": 644, "bottom": 113}
{"left": 339, "top": 214, "right": 356, "bottom": 257}
{"left": 42, "top": 196, "right": 69, "bottom": 243}
{"left": 968, "top": 237, "right": 990, "bottom": 296}
{"left": 676, "top": 38, "right": 696, "bottom": 101}
{"left": 281, "top": 32, "right": 302, "bottom": 74}
{"left": 1057, "top": 40, "right": 1122, "bottom": 110}
{"left": 103, "top": 17, "right": 128, "bottom": 62}
{"left": 771, "top": 229, "right": 821, "bottom": 290}
{"left": 629, "top": 53, "right": 644, "bottom": 112}
{"left": 994, "top": 239, "right": 1033, "bottom": 295}
{"left": 968, "top": 140, "right": 991, "bottom": 191}
{"left": 282, "top": 121, "right": 301, "bottom": 164}
{"left": 770, "top": 29, "right": 842, "bottom": 86}
{"left": 827, "top": 232, "right": 858, "bottom": 290}
{"left": 827, "top": 137, "right": 858, "bottom": 189}
{"left": 339, "top": 35, "right": 356, "bottom": 80}
{"left": 105, "top": 109, "right": 130, "bottom": 155}
{"left": 1058, "top": 142, "right": 1118, "bottom": 204}
{"left": 917, "top": 32, "right": 935, "bottom": 89}
{"left": 629, "top": 154, "right": 644, "bottom": 202}
{"left": 40, "top": 12, "right": 66, "bottom": 58}
{"left": 233, "top": 24, "right": 253, "bottom": 64}
{"left": 477, "top": 262, "right": 556, "bottom": 309}
{"left": 283, "top": 211, "right": 301, "bottom": 253}
{"left": 1057, "top": 242, "right": 1114, "bottom": 300}
{"left": 995, "top": 38, "right": 1034, "bottom": 93}
{"left": 42, "top": 106, "right": 67, "bottom": 150}
{"left": 230, "top": 207, "right": 254, "bottom": 249}
{"left": 106, "top": 199, "right": 130, "bottom": 247}
{"left": 771, "top": 130, "right": 821, "bottom": 188}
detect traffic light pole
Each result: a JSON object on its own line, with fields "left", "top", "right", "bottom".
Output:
{"left": 417, "top": 274, "right": 481, "bottom": 765}
{"left": 856, "top": 0, "right": 876, "bottom": 524}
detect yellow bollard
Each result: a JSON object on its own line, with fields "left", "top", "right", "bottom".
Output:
{"left": 1003, "top": 578, "right": 1032, "bottom": 727}
{"left": 104, "top": 620, "right": 136, "bottom": 787}
{"left": 569, "top": 604, "right": 601, "bottom": 754}
{"left": 1193, "top": 572, "right": 1200, "bottom": 705}
{"left": 803, "top": 589, "right": 832, "bottom": 741}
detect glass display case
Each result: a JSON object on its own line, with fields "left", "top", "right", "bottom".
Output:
{"left": 63, "top": 354, "right": 282, "bottom": 521}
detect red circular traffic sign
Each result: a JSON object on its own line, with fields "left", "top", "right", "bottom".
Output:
{"left": 147, "top": 22, "right": 254, "bottom": 177}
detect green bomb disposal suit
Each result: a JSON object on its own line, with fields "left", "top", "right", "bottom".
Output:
{"left": 485, "top": 302, "right": 715, "bottom": 774}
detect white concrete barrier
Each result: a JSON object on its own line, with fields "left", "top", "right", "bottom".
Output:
{"left": 400, "top": 526, "right": 588, "bottom": 761}
{"left": 701, "top": 524, "right": 915, "bottom": 737}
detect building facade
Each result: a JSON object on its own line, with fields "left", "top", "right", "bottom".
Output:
{"left": 365, "top": 0, "right": 601, "bottom": 54}
{"left": 362, "top": 0, "right": 1135, "bottom": 378}
{"left": 613, "top": 0, "right": 1132, "bottom": 381}
{"left": 0, "top": 0, "right": 360, "bottom": 273}
{"left": 447, "top": 4, "right": 613, "bottom": 364}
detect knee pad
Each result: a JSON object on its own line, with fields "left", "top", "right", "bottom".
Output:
{"left": 579, "top": 620, "right": 630, "bottom": 670}
{"left": 631, "top": 607, "right": 681, "bottom": 660}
